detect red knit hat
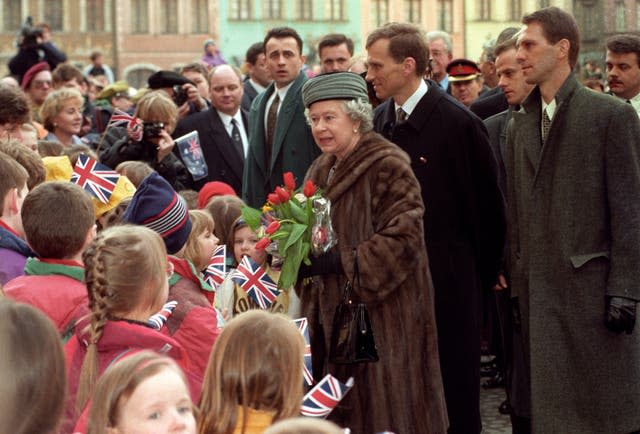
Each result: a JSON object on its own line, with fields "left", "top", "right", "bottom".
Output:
{"left": 197, "top": 181, "right": 237, "bottom": 209}
{"left": 21, "top": 61, "right": 50, "bottom": 90}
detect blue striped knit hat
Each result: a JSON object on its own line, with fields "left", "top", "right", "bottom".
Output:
{"left": 122, "top": 172, "right": 192, "bottom": 254}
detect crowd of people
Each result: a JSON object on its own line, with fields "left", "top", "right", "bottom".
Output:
{"left": 1, "top": 5, "right": 640, "bottom": 434}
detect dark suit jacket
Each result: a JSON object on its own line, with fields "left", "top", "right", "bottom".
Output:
{"left": 242, "top": 72, "right": 319, "bottom": 207}
{"left": 241, "top": 80, "right": 259, "bottom": 113}
{"left": 470, "top": 87, "right": 509, "bottom": 120}
{"left": 173, "top": 108, "right": 247, "bottom": 194}
{"left": 374, "top": 81, "right": 506, "bottom": 434}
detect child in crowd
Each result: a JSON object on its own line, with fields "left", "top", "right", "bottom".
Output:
{"left": 88, "top": 350, "right": 197, "bottom": 434}
{"left": 63, "top": 225, "right": 195, "bottom": 433}
{"left": 198, "top": 310, "right": 304, "bottom": 434}
{"left": 0, "top": 141, "right": 46, "bottom": 189}
{"left": 183, "top": 210, "right": 219, "bottom": 273}
{"left": 115, "top": 160, "right": 153, "bottom": 188}
{"left": 217, "top": 218, "right": 300, "bottom": 318}
{"left": 0, "top": 299, "right": 67, "bottom": 434}
{"left": 123, "top": 172, "right": 221, "bottom": 380}
{"left": 205, "top": 194, "right": 244, "bottom": 268}
{"left": 3, "top": 182, "right": 95, "bottom": 338}
{"left": 0, "top": 153, "right": 34, "bottom": 284}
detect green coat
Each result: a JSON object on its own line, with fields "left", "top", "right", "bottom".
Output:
{"left": 242, "top": 72, "right": 320, "bottom": 207}
{"left": 505, "top": 74, "right": 640, "bottom": 433}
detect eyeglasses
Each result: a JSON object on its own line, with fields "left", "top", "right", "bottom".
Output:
{"left": 32, "top": 79, "right": 52, "bottom": 90}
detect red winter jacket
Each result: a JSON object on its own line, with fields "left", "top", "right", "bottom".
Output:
{"left": 62, "top": 318, "right": 201, "bottom": 433}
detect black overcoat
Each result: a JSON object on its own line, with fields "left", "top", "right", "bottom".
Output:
{"left": 373, "top": 82, "right": 506, "bottom": 434}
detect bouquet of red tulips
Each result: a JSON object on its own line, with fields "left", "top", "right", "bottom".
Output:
{"left": 241, "top": 172, "right": 337, "bottom": 289}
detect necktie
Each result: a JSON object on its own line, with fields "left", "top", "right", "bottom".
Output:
{"left": 541, "top": 108, "right": 551, "bottom": 142}
{"left": 230, "top": 118, "right": 244, "bottom": 158}
{"left": 266, "top": 93, "right": 280, "bottom": 165}
{"left": 396, "top": 107, "right": 407, "bottom": 124}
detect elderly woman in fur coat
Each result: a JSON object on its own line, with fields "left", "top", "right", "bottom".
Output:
{"left": 298, "top": 72, "right": 448, "bottom": 433}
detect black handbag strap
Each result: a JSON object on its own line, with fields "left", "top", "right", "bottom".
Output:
{"left": 340, "top": 250, "right": 360, "bottom": 304}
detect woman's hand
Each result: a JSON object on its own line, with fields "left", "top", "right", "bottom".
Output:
{"left": 155, "top": 129, "right": 175, "bottom": 162}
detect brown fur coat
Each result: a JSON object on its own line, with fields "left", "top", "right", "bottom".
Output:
{"left": 301, "top": 131, "right": 448, "bottom": 433}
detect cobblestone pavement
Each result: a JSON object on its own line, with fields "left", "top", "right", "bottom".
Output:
{"left": 480, "top": 386, "right": 512, "bottom": 434}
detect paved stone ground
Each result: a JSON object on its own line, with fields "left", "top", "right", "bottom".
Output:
{"left": 480, "top": 386, "right": 512, "bottom": 434}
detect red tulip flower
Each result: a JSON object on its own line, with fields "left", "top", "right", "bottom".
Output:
{"left": 283, "top": 172, "right": 296, "bottom": 191}
{"left": 255, "top": 237, "right": 271, "bottom": 250}
{"left": 268, "top": 193, "right": 281, "bottom": 206}
{"left": 303, "top": 180, "right": 317, "bottom": 197}
{"left": 265, "top": 220, "right": 281, "bottom": 235}
{"left": 275, "top": 186, "right": 291, "bottom": 202}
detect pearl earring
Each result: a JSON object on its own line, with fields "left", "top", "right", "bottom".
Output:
{"left": 353, "top": 129, "right": 358, "bottom": 133}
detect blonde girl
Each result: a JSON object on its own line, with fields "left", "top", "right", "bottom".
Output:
{"left": 198, "top": 310, "right": 304, "bottom": 434}
{"left": 63, "top": 225, "right": 192, "bottom": 432}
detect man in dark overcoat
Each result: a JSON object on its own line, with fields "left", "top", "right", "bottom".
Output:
{"left": 506, "top": 7, "right": 640, "bottom": 433}
{"left": 366, "top": 23, "right": 506, "bottom": 434}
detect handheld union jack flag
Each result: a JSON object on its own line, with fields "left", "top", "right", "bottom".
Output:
{"left": 71, "top": 154, "right": 120, "bottom": 204}
{"left": 203, "top": 245, "right": 227, "bottom": 290}
{"left": 301, "top": 374, "right": 354, "bottom": 418}
{"left": 148, "top": 300, "right": 178, "bottom": 330}
{"left": 108, "top": 109, "right": 142, "bottom": 141}
{"left": 231, "top": 256, "right": 280, "bottom": 309}
{"left": 293, "top": 317, "right": 314, "bottom": 386}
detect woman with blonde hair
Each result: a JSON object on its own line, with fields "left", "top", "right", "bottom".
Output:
{"left": 198, "top": 310, "right": 304, "bottom": 434}
{"left": 0, "top": 299, "right": 67, "bottom": 434}
{"left": 88, "top": 350, "right": 196, "bottom": 434}
{"left": 63, "top": 225, "right": 195, "bottom": 432}
{"left": 100, "top": 90, "right": 192, "bottom": 190}
{"left": 39, "top": 87, "right": 84, "bottom": 147}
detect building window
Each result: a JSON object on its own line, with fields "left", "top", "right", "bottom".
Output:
{"left": 127, "top": 67, "right": 156, "bottom": 89}
{"left": 325, "top": 0, "right": 345, "bottom": 20}
{"left": 371, "top": 0, "right": 389, "bottom": 27}
{"left": 478, "top": 0, "right": 491, "bottom": 20}
{"left": 192, "top": 0, "right": 209, "bottom": 32}
{"left": 637, "top": 0, "right": 640, "bottom": 30}
{"left": 4, "top": 0, "right": 22, "bottom": 32}
{"left": 294, "top": 0, "right": 313, "bottom": 20}
{"left": 437, "top": 0, "right": 453, "bottom": 32}
{"left": 510, "top": 0, "right": 522, "bottom": 21}
{"left": 264, "top": 0, "right": 283, "bottom": 19}
{"left": 87, "top": 0, "right": 106, "bottom": 32}
{"left": 44, "top": 0, "right": 64, "bottom": 31}
{"left": 616, "top": 0, "right": 626, "bottom": 32}
{"left": 160, "top": 0, "right": 179, "bottom": 33}
{"left": 131, "top": 0, "right": 149, "bottom": 33}
{"left": 404, "top": 0, "right": 421, "bottom": 23}
{"left": 230, "top": 0, "right": 252, "bottom": 20}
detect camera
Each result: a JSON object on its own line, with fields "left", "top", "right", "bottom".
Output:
{"left": 143, "top": 121, "right": 165, "bottom": 139}
{"left": 172, "top": 85, "right": 188, "bottom": 107}
{"left": 18, "top": 17, "right": 43, "bottom": 49}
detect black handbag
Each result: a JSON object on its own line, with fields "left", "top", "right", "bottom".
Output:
{"left": 328, "top": 256, "right": 379, "bottom": 364}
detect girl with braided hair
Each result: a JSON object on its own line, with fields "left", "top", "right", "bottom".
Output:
{"left": 62, "top": 225, "right": 195, "bottom": 433}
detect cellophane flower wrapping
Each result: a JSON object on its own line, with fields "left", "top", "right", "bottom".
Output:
{"left": 241, "top": 173, "right": 337, "bottom": 289}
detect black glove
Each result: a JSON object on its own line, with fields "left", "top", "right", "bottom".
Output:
{"left": 604, "top": 296, "right": 637, "bottom": 334}
{"left": 298, "top": 251, "right": 343, "bottom": 278}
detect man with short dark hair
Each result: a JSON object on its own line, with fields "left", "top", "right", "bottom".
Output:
{"left": 507, "top": 7, "right": 640, "bottom": 432}
{"left": 82, "top": 51, "right": 115, "bottom": 83}
{"left": 242, "top": 27, "right": 319, "bottom": 207}
{"left": 241, "top": 42, "right": 272, "bottom": 112}
{"left": 367, "top": 22, "right": 506, "bottom": 434}
{"left": 606, "top": 34, "right": 640, "bottom": 117}
{"left": 181, "top": 62, "right": 211, "bottom": 107}
{"left": 174, "top": 65, "right": 248, "bottom": 194}
{"left": 318, "top": 33, "right": 354, "bottom": 73}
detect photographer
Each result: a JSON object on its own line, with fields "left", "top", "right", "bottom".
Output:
{"left": 99, "top": 90, "right": 193, "bottom": 190}
{"left": 8, "top": 19, "right": 67, "bottom": 83}
{"left": 147, "top": 70, "right": 207, "bottom": 120}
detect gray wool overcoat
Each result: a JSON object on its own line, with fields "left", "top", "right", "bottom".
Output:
{"left": 505, "top": 74, "right": 640, "bottom": 433}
